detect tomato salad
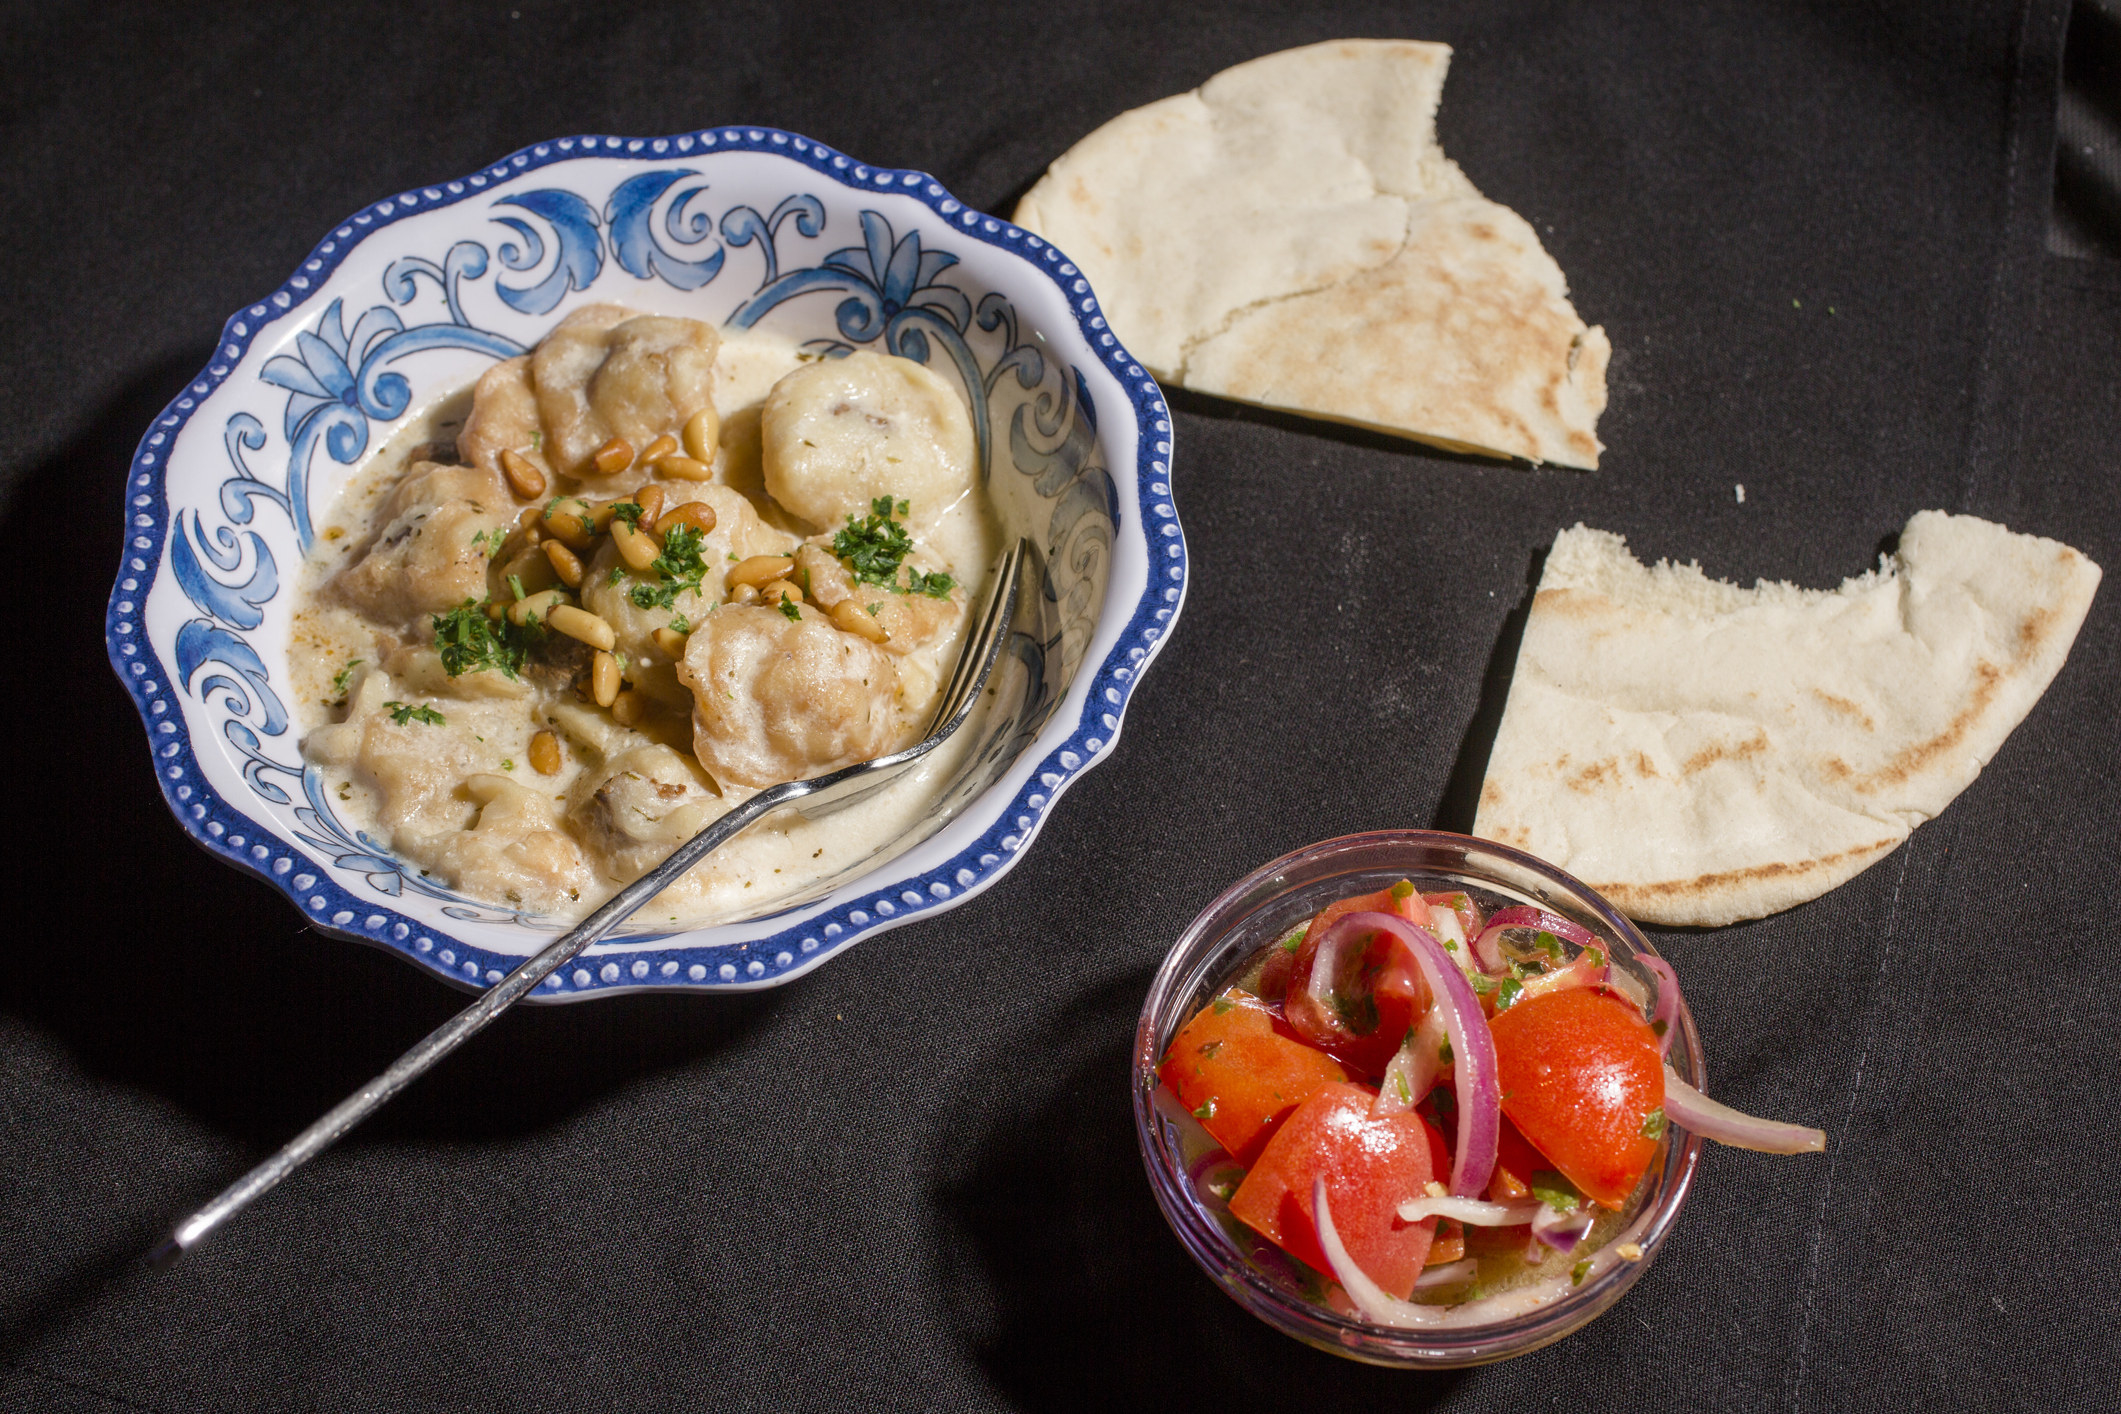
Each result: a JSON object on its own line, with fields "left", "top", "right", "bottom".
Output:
{"left": 1155, "top": 882, "right": 1824, "bottom": 1328}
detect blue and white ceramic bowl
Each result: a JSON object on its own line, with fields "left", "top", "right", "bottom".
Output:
{"left": 106, "top": 128, "right": 1185, "bottom": 998}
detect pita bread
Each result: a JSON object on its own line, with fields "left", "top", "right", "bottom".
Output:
{"left": 1473, "top": 512, "right": 2101, "bottom": 926}
{"left": 1012, "top": 39, "right": 1609, "bottom": 468}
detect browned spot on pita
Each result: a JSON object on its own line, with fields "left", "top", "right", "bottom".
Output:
{"left": 1811, "top": 689, "right": 1874, "bottom": 730}
{"left": 1633, "top": 752, "right": 1660, "bottom": 778}
{"left": 1595, "top": 836, "right": 1901, "bottom": 907}
{"left": 1568, "top": 430, "right": 1596, "bottom": 458}
{"left": 1565, "top": 757, "right": 1620, "bottom": 793}
{"left": 1847, "top": 660, "right": 2000, "bottom": 794}
{"left": 1681, "top": 731, "right": 1768, "bottom": 776}
{"left": 1471, "top": 223, "right": 1498, "bottom": 241}
{"left": 1480, "top": 781, "right": 1505, "bottom": 808}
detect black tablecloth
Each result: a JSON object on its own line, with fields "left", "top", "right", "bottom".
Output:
{"left": 6, "top": 2, "right": 2117, "bottom": 1409}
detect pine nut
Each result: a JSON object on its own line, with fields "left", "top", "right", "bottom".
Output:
{"left": 726, "top": 554, "right": 796, "bottom": 589}
{"left": 528, "top": 729, "right": 562, "bottom": 776}
{"left": 542, "top": 539, "right": 584, "bottom": 588}
{"left": 758, "top": 579, "right": 804, "bottom": 606}
{"left": 612, "top": 518, "right": 662, "bottom": 572}
{"left": 591, "top": 650, "right": 620, "bottom": 707}
{"left": 548, "top": 604, "right": 616, "bottom": 650}
{"left": 681, "top": 406, "right": 720, "bottom": 462}
{"left": 516, "top": 505, "right": 545, "bottom": 531}
{"left": 499, "top": 447, "right": 547, "bottom": 499}
{"left": 633, "top": 484, "right": 666, "bottom": 526}
{"left": 653, "top": 626, "right": 688, "bottom": 658}
{"left": 640, "top": 434, "right": 679, "bottom": 465}
{"left": 499, "top": 546, "right": 558, "bottom": 597}
{"left": 656, "top": 454, "right": 712, "bottom": 481}
{"left": 591, "top": 437, "right": 635, "bottom": 476}
{"left": 541, "top": 497, "right": 596, "bottom": 549}
{"left": 728, "top": 584, "right": 760, "bottom": 606}
{"left": 524, "top": 522, "right": 543, "bottom": 547}
{"left": 610, "top": 688, "right": 645, "bottom": 726}
{"left": 486, "top": 600, "right": 508, "bottom": 621}
{"left": 656, "top": 502, "right": 717, "bottom": 538}
{"left": 509, "top": 588, "right": 571, "bottom": 626}
{"left": 830, "top": 598, "right": 889, "bottom": 643}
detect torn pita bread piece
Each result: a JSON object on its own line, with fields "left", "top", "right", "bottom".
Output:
{"left": 1012, "top": 38, "right": 1609, "bottom": 468}
{"left": 1473, "top": 512, "right": 2101, "bottom": 926}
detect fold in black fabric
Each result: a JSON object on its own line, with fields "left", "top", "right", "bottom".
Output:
{"left": 3, "top": 3, "right": 2114, "bottom": 1410}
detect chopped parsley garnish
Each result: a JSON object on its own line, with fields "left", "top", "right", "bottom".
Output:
{"left": 1211, "top": 997, "right": 1234, "bottom": 1015}
{"left": 1530, "top": 1171, "right": 1582, "bottom": 1213}
{"left": 431, "top": 599, "right": 533, "bottom": 679}
{"left": 1571, "top": 1259, "right": 1591, "bottom": 1286}
{"left": 1469, "top": 972, "right": 1499, "bottom": 995}
{"left": 830, "top": 495, "right": 952, "bottom": 597}
{"left": 834, "top": 497, "right": 916, "bottom": 584}
{"left": 1278, "top": 926, "right": 1306, "bottom": 954}
{"left": 669, "top": 612, "right": 691, "bottom": 634}
{"left": 610, "top": 500, "right": 646, "bottom": 530}
{"left": 500, "top": 759, "right": 514, "bottom": 771}
{"left": 331, "top": 658, "right": 363, "bottom": 697}
{"left": 1584, "top": 947, "right": 1606, "bottom": 971}
{"left": 384, "top": 700, "right": 445, "bottom": 727}
{"left": 1390, "top": 879, "right": 1415, "bottom": 901}
{"left": 626, "top": 522, "right": 710, "bottom": 611}
{"left": 1493, "top": 977, "right": 1525, "bottom": 1012}
{"left": 1535, "top": 930, "right": 1566, "bottom": 960}
{"left": 470, "top": 527, "right": 504, "bottom": 555}
{"left": 1651, "top": 1019, "right": 1669, "bottom": 1039}
{"left": 902, "top": 567, "right": 955, "bottom": 599}
{"left": 1198, "top": 1040, "right": 1222, "bottom": 1059}
{"left": 1192, "top": 1099, "right": 1217, "bottom": 1121}
{"left": 1394, "top": 1071, "right": 1412, "bottom": 1104}
{"left": 608, "top": 565, "right": 625, "bottom": 586}
{"left": 507, "top": 573, "right": 527, "bottom": 603}
{"left": 1438, "top": 1038, "right": 1453, "bottom": 1065}
{"left": 778, "top": 597, "right": 802, "bottom": 622}
{"left": 1640, "top": 1107, "right": 1668, "bottom": 1140}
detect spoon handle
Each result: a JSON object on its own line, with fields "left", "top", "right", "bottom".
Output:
{"left": 146, "top": 780, "right": 803, "bottom": 1268}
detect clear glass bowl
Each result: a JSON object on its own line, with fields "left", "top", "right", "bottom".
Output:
{"left": 1132, "top": 830, "right": 1705, "bottom": 1367}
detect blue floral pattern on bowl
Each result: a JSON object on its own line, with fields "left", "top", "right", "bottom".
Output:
{"left": 106, "top": 128, "right": 1186, "bottom": 998}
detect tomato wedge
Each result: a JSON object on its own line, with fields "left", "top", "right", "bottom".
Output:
{"left": 1490, "top": 987, "right": 1665, "bottom": 1209}
{"left": 1158, "top": 989, "right": 1352, "bottom": 1164}
{"left": 1284, "top": 889, "right": 1432, "bottom": 1077}
{"left": 1228, "top": 1082, "right": 1449, "bottom": 1299}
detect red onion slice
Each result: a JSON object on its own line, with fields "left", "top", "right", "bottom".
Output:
{"left": 1318, "top": 911, "right": 1499, "bottom": 1198}
{"left": 1529, "top": 1202, "right": 1597, "bottom": 1254}
{"left": 1639, "top": 955, "right": 1681, "bottom": 1058}
{"left": 1374, "top": 1002, "right": 1448, "bottom": 1116}
{"left": 1663, "top": 1066, "right": 1826, "bottom": 1153}
{"left": 1412, "top": 1258, "right": 1479, "bottom": 1291}
{"left": 1313, "top": 1177, "right": 1448, "bottom": 1328}
{"left": 1472, "top": 906, "right": 1599, "bottom": 973}
{"left": 1424, "top": 902, "right": 1481, "bottom": 980}
{"left": 1396, "top": 1195, "right": 1542, "bottom": 1226}
{"left": 1187, "top": 1151, "right": 1246, "bottom": 1209}
{"left": 1320, "top": 1180, "right": 1616, "bottom": 1328}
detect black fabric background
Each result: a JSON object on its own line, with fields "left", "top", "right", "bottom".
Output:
{"left": 4, "top": 2, "right": 2116, "bottom": 1409}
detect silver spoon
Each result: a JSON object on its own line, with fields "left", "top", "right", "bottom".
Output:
{"left": 148, "top": 538, "right": 1030, "bottom": 1267}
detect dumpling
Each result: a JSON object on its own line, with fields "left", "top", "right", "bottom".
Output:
{"left": 579, "top": 485, "right": 798, "bottom": 708}
{"left": 332, "top": 461, "right": 512, "bottom": 631}
{"left": 677, "top": 605, "right": 903, "bottom": 787}
{"left": 456, "top": 355, "right": 551, "bottom": 488}
{"left": 760, "top": 351, "right": 976, "bottom": 530}
{"left": 530, "top": 305, "right": 718, "bottom": 478}
{"left": 565, "top": 744, "right": 724, "bottom": 882}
